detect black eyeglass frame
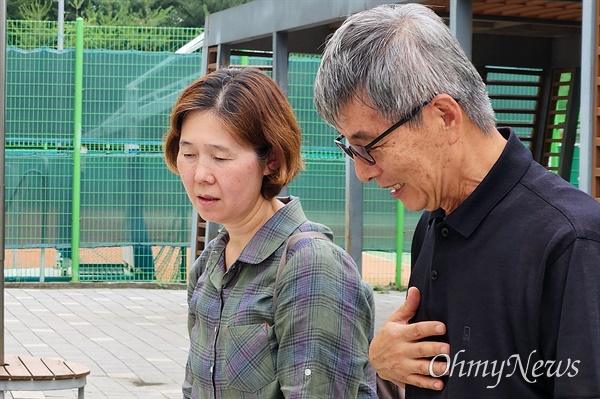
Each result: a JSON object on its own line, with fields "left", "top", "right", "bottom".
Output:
{"left": 334, "top": 101, "right": 429, "bottom": 166}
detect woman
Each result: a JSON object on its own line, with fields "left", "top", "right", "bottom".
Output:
{"left": 164, "top": 67, "right": 376, "bottom": 398}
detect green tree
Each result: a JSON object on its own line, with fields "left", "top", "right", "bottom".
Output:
{"left": 161, "top": 0, "right": 252, "bottom": 27}
{"left": 6, "top": 0, "right": 23, "bottom": 20}
{"left": 6, "top": 0, "right": 251, "bottom": 27}
{"left": 68, "top": 0, "right": 86, "bottom": 18}
{"left": 16, "top": 0, "right": 53, "bottom": 20}
{"left": 82, "top": 0, "right": 174, "bottom": 26}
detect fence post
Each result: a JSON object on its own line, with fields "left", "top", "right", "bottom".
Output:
{"left": 1, "top": 0, "right": 8, "bottom": 365}
{"left": 71, "top": 17, "right": 83, "bottom": 282}
{"left": 395, "top": 201, "right": 405, "bottom": 289}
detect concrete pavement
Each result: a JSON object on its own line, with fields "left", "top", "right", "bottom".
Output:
{"left": 3, "top": 286, "right": 406, "bottom": 399}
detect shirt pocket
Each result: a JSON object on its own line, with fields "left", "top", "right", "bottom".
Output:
{"left": 224, "top": 323, "right": 278, "bottom": 393}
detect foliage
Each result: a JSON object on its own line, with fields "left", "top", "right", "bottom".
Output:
{"left": 6, "top": 0, "right": 251, "bottom": 27}
{"left": 69, "top": 0, "right": 88, "bottom": 18}
{"left": 165, "top": 0, "right": 252, "bottom": 27}
{"left": 80, "top": 0, "right": 175, "bottom": 27}
{"left": 18, "top": 0, "right": 53, "bottom": 21}
{"left": 6, "top": 19, "right": 202, "bottom": 51}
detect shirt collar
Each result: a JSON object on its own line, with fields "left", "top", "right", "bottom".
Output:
{"left": 442, "top": 127, "right": 532, "bottom": 237}
{"left": 210, "top": 196, "right": 308, "bottom": 265}
{"left": 428, "top": 208, "right": 446, "bottom": 226}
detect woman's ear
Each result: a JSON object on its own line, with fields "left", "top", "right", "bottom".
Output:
{"left": 264, "top": 151, "right": 280, "bottom": 176}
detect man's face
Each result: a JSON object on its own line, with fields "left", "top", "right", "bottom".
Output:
{"left": 336, "top": 97, "right": 450, "bottom": 212}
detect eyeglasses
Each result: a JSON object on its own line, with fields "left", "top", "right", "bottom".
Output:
{"left": 334, "top": 102, "right": 429, "bottom": 166}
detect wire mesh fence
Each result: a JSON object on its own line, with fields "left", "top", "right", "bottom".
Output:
{"left": 5, "top": 22, "right": 201, "bottom": 283}
{"left": 6, "top": 20, "right": 203, "bottom": 51}
{"left": 285, "top": 55, "right": 410, "bottom": 288}
{"left": 4, "top": 21, "right": 410, "bottom": 286}
{"left": 7, "top": 21, "right": 577, "bottom": 287}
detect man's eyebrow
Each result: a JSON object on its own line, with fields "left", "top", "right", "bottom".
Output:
{"left": 346, "top": 130, "right": 371, "bottom": 142}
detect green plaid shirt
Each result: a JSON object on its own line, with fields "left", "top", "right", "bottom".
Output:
{"left": 183, "top": 197, "right": 377, "bottom": 398}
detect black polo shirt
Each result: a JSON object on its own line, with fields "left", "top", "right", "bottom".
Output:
{"left": 406, "top": 128, "right": 600, "bottom": 398}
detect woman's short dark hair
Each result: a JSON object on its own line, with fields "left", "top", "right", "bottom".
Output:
{"left": 164, "top": 67, "right": 304, "bottom": 199}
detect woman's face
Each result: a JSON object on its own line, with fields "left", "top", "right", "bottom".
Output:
{"left": 176, "top": 111, "right": 271, "bottom": 228}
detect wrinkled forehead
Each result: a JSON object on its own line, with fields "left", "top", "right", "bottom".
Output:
{"left": 337, "top": 94, "right": 387, "bottom": 125}
{"left": 336, "top": 97, "right": 392, "bottom": 141}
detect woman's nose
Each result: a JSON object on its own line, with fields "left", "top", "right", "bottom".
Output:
{"left": 193, "top": 159, "right": 214, "bottom": 184}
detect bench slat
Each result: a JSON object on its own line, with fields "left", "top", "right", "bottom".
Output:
{"left": 0, "top": 355, "right": 90, "bottom": 382}
{"left": 63, "top": 361, "right": 91, "bottom": 378}
{"left": 19, "top": 356, "right": 54, "bottom": 380}
{"left": 0, "top": 362, "right": 12, "bottom": 379}
{"left": 41, "top": 358, "right": 75, "bottom": 380}
{"left": 2, "top": 355, "right": 33, "bottom": 381}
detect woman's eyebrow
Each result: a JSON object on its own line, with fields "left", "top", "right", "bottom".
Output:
{"left": 206, "top": 143, "right": 231, "bottom": 153}
{"left": 179, "top": 141, "right": 233, "bottom": 155}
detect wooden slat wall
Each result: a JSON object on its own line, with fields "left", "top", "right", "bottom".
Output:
{"left": 423, "top": 0, "right": 581, "bottom": 22}
{"left": 539, "top": 68, "right": 579, "bottom": 180}
{"left": 207, "top": 46, "right": 218, "bottom": 74}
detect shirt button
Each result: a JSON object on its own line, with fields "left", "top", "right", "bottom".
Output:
{"left": 431, "top": 270, "right": 439, "bottom": 280}
{"left": 304, "top": 369, "right": 312, "bottom": 376}
{"left": 210, "top": 366, "right": 213, "bottom": 373}
{"left": 441, "top": 227, "right": 449, "bottom": 237}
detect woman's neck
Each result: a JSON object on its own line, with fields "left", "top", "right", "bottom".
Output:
{"left": 224, "top": 197, "right": 285, "bottom": 269}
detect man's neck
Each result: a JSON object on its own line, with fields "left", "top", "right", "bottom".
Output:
{"left": 442, "top": 127, "right": 507, "bottom": 215}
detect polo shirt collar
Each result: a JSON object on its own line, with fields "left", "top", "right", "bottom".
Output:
{"left": 428, "top": 208, "right": 446, "bottom": 226}
{"left": 442, "top": 127, "right": 531, "bottom": 237}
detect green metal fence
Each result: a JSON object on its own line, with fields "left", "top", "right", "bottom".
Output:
{"left": 5, "top": 20, "right": 408, "bottom": 285}
{"left": 4, "top": 20, "right": 582, "bottom": 287}
{"left": 5, "top": 21, "right": 202, "bottom": 282}
{"left": 6, "top": 20, "right": 203, "bottom": 51}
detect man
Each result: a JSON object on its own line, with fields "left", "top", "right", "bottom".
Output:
{"left": 314, "top": 3, "right": 600, "bottom": 398}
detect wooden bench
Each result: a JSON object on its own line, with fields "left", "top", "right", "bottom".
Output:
{"left": 0, "top": 355, "right": 90, "bottom": 399}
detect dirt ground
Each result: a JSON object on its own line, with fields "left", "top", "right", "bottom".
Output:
{"left": 4, "top": 247, "right": 411, "bottom": 287}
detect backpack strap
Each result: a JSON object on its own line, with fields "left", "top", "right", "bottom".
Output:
{"left": 272, "top": 231, "right": 330, "bottom": 316}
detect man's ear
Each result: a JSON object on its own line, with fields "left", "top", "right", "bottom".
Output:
{"left": 264, "top": 150, "right": 280, "bottom": 176}
{"left": 431, "top": 94, "right": 462, "bottom": 145}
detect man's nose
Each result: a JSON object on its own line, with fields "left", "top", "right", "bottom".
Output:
{"left": 354, "top": 159, "right": 381, "bottom": 183}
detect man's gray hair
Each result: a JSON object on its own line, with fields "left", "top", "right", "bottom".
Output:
{"left": 314, "top": 3, "right": 496, "bottom": 133}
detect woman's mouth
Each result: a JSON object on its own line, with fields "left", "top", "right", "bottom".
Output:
{"left": 197, "top": 195, "right": 218, "bottom": 206}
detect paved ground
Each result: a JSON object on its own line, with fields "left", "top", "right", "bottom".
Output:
{"left": 3, "top": 286, "right": 406, "bottom": 399}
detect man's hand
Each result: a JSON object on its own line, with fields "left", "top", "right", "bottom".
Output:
{"left": 369, "top": 287, "right": 450, "bottom": 391}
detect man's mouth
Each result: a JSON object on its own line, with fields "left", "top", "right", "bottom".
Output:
{"left": 390, "top": 183, "right": 405, "bottom": 195}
